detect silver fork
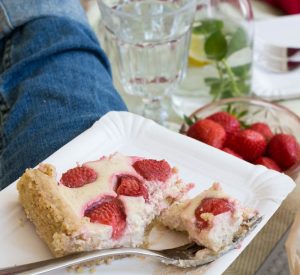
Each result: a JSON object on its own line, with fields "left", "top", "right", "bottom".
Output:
{"left": 0, "top": 216, "right": 262, "bottom": 275}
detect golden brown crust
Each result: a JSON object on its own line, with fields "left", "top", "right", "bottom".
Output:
{"left": 17, "top": 165, "right": 97, "bottom": 257}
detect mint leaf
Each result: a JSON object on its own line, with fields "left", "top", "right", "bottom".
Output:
{"left": 231, "top": 63, "right": 251, "bottom": 79}
{"left": 209, "top": 80, "right": 231, "bottom": 100}
{"left": 204, "top": 31, "right": 227, "bottom": 61}
{"left": 204, "top": 77, "right": 221, "bottom": 85}
{"left": 235, "top": 80, "right": 250, "bottom": 95}
{"left": 192, "top": 19, "right": 224, "bottom": 35}
{"left": 220, "top": 89, "right": 234, "bottom": 99}
{"left": 227, "top": 27, "right": 248, "bottom": 57}
{"left": 209, "top": 82, "right": 222, "bottom": 99}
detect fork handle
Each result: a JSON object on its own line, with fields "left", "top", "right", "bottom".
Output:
{"left": 0, "top": 248, "right": 164, "bottom": 275}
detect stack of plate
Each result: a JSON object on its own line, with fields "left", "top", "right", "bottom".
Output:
{"left": 252, "top": 15, "right": 300, "bottom": 100}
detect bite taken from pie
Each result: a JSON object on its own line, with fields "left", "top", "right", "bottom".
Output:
{"left": 160, "top": 183, "right": 258, "bottom": 253}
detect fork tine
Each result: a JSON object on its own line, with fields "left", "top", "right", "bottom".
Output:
{"left": 155, "top": 243, "right": 205, "bottom": 260}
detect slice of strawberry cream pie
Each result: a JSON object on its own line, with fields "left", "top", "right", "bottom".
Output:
{"left": 160, "top": 183, "right": 257, "bottom": 252}
{"left": 17, "top": 153, "right": 192, "bottom": 257}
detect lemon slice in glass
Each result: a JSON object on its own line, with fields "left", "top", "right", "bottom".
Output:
{"left": 188, "top": 34, "right": 211, "bottom": 67}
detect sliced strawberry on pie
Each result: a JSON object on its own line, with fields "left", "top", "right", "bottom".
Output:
{"left": 116, "top": 175, "right": 149, "bottom": 201}
{"left": 195, "top": 198, "right": 234, "bottom": 230}
{"left": 60, "top": 166, "right": 97, "bottom": 188}
{"left": 84, "top": 198, "right": 126, "bottom": 240}
{"left": 133, "top": 159, "right": 171, "bottom": 181}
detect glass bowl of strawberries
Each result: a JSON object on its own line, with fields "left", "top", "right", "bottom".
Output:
{"left": 180, "top": 97, "right": 300, "bottom": 180}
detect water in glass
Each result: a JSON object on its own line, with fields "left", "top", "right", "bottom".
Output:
{"left": 98, "top": 0, "right": 196, "bottom": 124}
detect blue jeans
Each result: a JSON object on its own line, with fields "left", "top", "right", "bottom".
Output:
{"left": 0, "top": 0, "right": 127, "bottom": 189}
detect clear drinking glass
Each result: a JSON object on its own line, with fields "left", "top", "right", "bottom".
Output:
{"left": 171, "top": 0, "right": 254, "bottom": 117}
{"left": 97, "top": 0, "right": 196, "bottom": 125}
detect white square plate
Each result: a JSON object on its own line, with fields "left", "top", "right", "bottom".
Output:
{"left": 0, "top": 111, "right": 295, "bottom": 274}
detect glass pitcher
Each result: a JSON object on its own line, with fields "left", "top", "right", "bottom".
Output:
{"left": 171, "top": 0, "right": 253, "bottom": 117}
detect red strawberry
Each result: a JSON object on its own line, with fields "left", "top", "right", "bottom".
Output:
{"left": 250, "top": 122, "right": 273, "bottom": 141}
{"left": 133, "top": 159, "right": 171, "bottom": 181}
{"left": 187, "top": 119, "right": 226, "bottom": 149}
{"left": 207, "top": 111, "right": 240, "bottom": 135}
{"left": 228, "top": 129, "right": 266, "bottom": 161}
{"left": 224, "top": 131, "right": 238, "bottom": 148}
{"left": 61, "top": 166, "right": 97, "bottom": 188}
{"left": 254, "top": 157, "right": 281, "bottom": 172}
{"left": 116, "top": 175, "right": 148, "bottom": 201}
{"left": 85, "top": 198, "right": 126, "bottom": 240}
{"left": 222, "top": 147, "right": 243, "bottom": 159}
{"left": 267, "top": 134, "right": 300, "bottom": 170}
{"left": 195, "top": 198, "right": 234, "bottom": 230}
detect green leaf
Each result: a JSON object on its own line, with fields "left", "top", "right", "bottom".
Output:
{"left": 209, "top": 82, "right": 221, "bottom": 100}
{"left": 204, "top": 77, "right": 221, "bottom": 85}
{"left": 192, "top": 19, "right": 224, "bottom": 35}
{"left": 226, "top": 103, "right": 233, "bottom": 113}
{"left": 240, "top": 121, "right": 250, "bottom": 129}
{"left": 183, "top": 115, "right": 194, "bottom": 126}
{"left": 204, "top": 31, "right": 227, "bottom": 61}
{"left": 209, "top": 80, "right": 229, "bottom": 100}
{"left": 227, "top": 27, "right": 248, "bottom": 57}
{"left": 229, "top": 106, "right": 238, "bottom": 116}
{"left": 224, "top": 104, "right": 243, "bottom": 117}
{"left": 207, "top": 76, "right": 237, "bottom": 100}
{"left": 231, "top": 64, "right": 251, "bottom": 79}
{"left": 220, "top": 89, "right": 234, "bottom": 99}
{"left": 235, "top": 80, "right": 251, "bottom": 95}
{"left": 236, "top": 110, "right": 248, "bottom": 119}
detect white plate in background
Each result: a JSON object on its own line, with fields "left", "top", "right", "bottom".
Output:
{"left": 253, "top": 15, "right": 300, "bottom": 99}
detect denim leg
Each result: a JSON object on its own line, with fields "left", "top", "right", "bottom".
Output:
{"left": 0, "top": 17, "right": 127, "bottom": 189}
